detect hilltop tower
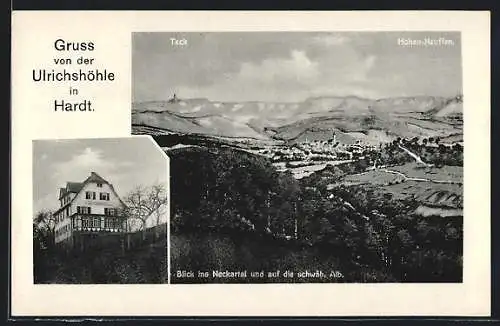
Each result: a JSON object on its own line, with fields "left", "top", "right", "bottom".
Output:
{"left": 168, "top": 92, "right": 180, "bottom": 103}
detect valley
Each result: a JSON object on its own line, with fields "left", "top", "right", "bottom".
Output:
{"left": 132, "top": 94, "right": 463, "bottom": 181}
{"left": 132, "top": 93, "right": 464, "bottom": 283}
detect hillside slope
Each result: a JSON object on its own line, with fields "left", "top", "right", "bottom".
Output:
{"left": 132, "top": 95, "right": 463, "bottom": 144}
{"left": 37, "top": 240, "right": 167, "bottom": 284}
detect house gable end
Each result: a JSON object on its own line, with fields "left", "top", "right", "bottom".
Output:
{"left": 56, "top": 172, "right": 127, "bottom": 218}
{"left": 70, "top": 178, "right": 126, "bottom": 215}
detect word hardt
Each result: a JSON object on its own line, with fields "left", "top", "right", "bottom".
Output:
{"left": 54, "top": 99, "right": 92, "bottom": 112}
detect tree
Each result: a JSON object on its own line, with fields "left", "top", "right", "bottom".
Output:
{"left": 147, "top": 184, "right": 169, "bottom": 227}
{"left": 33, "top": 210, "right": 56, "bottom": 283}
{"left": 33, "top": 210, "right": 56, "bottom": 248}
{"left": 122, "top": 183, "right": 168, "bottom": 240}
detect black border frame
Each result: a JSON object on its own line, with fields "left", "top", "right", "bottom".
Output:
{"left": 7, "top": 1, "right": 498, "bottom": 324}
{"left": 6, "top": 1, "right": 499, "bottom": 11}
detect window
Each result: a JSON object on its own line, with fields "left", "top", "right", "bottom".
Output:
{"left": 100, "top": 192, "right": 110, "bottom": 201}
{"left": 105, "top": 217, "right": 122, "bottom": 230}
{"left": 92, "top": 217, "right": 101, "bottom": 228}
{"left": 86, "top": 191, "right": 96, "bottom": 200}
{"left": 97, "top": 183, "right": 102, "bottom": 188}
{"left": 104, "top": 217, "right": 113, "bottom": 228}
{"left": 77, "top": 206, "right": 91, "bottom": 214}
{"left": 81, "top": 217, "right": 99, "bottom": 228}
{"left": 104, "top": 208, "right": 115, "bottom": 216}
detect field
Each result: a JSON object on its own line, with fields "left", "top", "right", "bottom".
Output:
{"left": 326, "top": 162, "right": 463, "bottom": 210}
{"left": 340, "top": 169, "right": 404, "bottom": 186}
{"left": 389, "top": 163, "right": 463, "bottom": 184}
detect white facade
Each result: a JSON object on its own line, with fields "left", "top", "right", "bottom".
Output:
{"left": 72, "top": 182, "right": 124, "bottom": 215}
{"left": 53, "top": 172, "right": 127, "bottom": 244}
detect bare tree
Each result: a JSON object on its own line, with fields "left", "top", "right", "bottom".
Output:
{"left": 148, "top": 184, "right": 168, "bottom": 226}
{"left": 121, "top": 183, "right": 168, "bottom": 240}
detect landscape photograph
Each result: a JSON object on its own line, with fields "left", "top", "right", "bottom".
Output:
{"left": 132, "top": 32, "right": 463, "bottom": 283}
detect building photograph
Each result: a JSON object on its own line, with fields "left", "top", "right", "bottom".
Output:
{"left": 32, "top": 136, "right": 169, "bottom": 284}
{"left": 53, "top": 171, "right": 128, "bottom": 249}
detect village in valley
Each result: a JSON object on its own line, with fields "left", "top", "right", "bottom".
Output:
{"left": 134, "top": 91, "right": 463, "bottom": 181}
{"left": 227, "top": 130, "right": 462, "bottom": 180}
{"left": 129, "top": 31, "right": 465, "bottom": 283}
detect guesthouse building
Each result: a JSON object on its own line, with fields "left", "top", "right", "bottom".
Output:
{"left": 53, "top": 172, "right": 127, "bottom": 249}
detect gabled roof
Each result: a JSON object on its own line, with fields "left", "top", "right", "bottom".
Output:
{"left": 54, "top": 172, "right": 127, "bottom": 216}
{"left": 59, "top": 182, "right": 84, "bottom": 199}
{"left": 59, "top": 172, "right": 110, "bottom": 199}
{"left": 67, "top": 181, "right": 84, "bottom": 192}
{"left": 83, "top": 172, "right": 110, "bottom": 185}
{"left": 83, "top": 172, "right": 127, "bottom": 207}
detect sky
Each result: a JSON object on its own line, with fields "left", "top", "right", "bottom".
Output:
{"left": 32, "top": 137, "right": 168, "bottom": 213}
{"left": 132, "top": 32, "right": 462, "bottom": 103}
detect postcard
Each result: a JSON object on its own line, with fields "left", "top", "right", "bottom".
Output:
{"left": 11, "top": 10, "right": 490, "bottom": 316}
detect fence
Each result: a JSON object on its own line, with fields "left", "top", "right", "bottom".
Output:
{"left": 70, "top": 223, "right": 167, "bottom": 254}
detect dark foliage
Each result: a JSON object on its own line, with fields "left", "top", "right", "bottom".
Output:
{"left": 33, "top": 224, "right": 167, "bottom": 284}
{"left": 169, "top": 146, "right": 462, "bottom": 283}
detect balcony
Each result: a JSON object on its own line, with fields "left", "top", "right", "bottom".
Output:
{"left": 70, "top": 213, "right": 126, "bottom": 233}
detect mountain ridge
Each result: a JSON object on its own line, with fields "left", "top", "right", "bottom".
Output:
{"left": 132, "top": 94, "right": 463, "bottom": 144}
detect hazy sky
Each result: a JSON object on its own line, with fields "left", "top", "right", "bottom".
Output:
{"left": 33, "top": 137, "right": 168, "bottom": 213}
{"left": 132, "top": 32, "right": 462, "bottom": 103}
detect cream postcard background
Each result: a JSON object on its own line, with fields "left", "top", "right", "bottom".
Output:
{"left": 11, "top": 11, "right": 490, "bottom": 316}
